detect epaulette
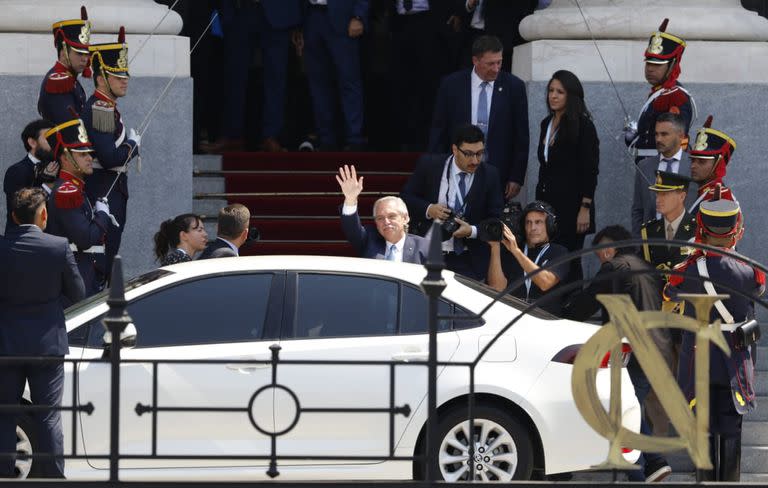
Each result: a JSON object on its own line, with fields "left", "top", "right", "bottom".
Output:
{"left": 641, "top": 217, "right": 660, "bottom": 229}
{"left": 54, "top": 181, "right": 84, "bottom": 209}
{"left": 45, "top": 71, "right": 76, "bottom": 94}
{"left": 652, "top": 87, "right": 689, "bottom": 113}
{"left": 92, "top": 99, "right": 116, "bottom": 133}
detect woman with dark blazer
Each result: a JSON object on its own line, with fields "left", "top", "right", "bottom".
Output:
{"left": 535, "top": 70, "right": 599, "bottom": 281}
{"left": 154, "top": 214, "right": 209, "bottom": 266}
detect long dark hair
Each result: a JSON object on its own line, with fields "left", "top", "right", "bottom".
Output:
{"left": 153, "top": 213, "right": 202, "bottom": 261}
{"left": 546, "top": 70, "right": 591, "bottom": 143}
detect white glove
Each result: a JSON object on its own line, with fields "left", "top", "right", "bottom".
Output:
{"left": 623, "top": 120, "right": 638, "bottom": 146}
{"left": 95, "top": 198, "right": 120, "bottom": 228}
{"left": 128, "top": 128, "right": 142, "bottom": 148}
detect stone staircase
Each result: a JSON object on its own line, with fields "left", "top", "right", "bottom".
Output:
{"left": 193, "top": 153, "right": 768, "bottom": 482}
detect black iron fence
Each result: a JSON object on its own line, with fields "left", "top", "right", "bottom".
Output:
{"left": 2, "top": 230, "right": 767, "bottom": 486}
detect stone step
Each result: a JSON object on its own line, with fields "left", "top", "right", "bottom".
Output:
{"left": 193, "top": 154, "right": 222, "bottom": 172}
{"left": 747, "top": 397, "right": 768, "bottom": 421}
{"left": 744, "top": 420, "right": 768, "bottom": 445}
{"left": 193, "top": 197, "right": 228, "bottom": 217}
{"left": 193, "top": 175, "right": 225, "bottom": 194}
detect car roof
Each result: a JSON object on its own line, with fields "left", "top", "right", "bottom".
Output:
{"left": 162, "top": 255, "right": 438, "bottom": 286}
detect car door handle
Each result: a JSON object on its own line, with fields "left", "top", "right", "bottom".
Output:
{"left": 225, "top": 362, "right": 271, "bottom": 373}
{"left": 391, "top": 351, "right": 428, "bottom": 362}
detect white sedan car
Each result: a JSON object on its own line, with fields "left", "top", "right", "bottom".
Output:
{"left": 15, "top": 256, "right": 639, "bottom": 481}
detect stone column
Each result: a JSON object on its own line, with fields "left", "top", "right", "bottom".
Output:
{"left": 513, "top": 0, "right": 768, "bottom": 82}
{"left": 0, "top": 0, "right": 192, "bottom": 278}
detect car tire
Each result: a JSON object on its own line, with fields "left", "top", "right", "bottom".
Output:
{"left": 14, "top": 415, "right": 40, "bottom": 479}
{"left": 428, "top": 405, "right": 534, "bottom": 482}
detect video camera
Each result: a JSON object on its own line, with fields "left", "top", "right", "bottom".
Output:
{"left": 478, "top": 201, "right": 523, "bottom": 242}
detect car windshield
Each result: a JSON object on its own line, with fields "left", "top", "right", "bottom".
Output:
{"left": 65, "top": 269, "right": 174, "bottom": 319}
{"left": 454, "top": 274, "right": 557, "bottom": 320}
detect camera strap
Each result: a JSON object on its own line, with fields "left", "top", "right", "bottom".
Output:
{"left": 696, "top": 256, "right": 735, "bottom": 324}
{"left": 523, "top": 243, "right": 551, "bottom": 300}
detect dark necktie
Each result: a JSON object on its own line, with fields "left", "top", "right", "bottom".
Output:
{"left": 660, "top": 157, "right": 675, "bottom": 172}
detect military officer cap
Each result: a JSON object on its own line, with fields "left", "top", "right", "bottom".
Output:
{"left": 689, "top": 115, "right": 736, "bottom": 165}
{"left": 45, "top": 119, "right": 94, "bottom": 160}
{"left": 644, "top": 18, "right": 686, "bottom": 65}
{"left": 52, "top": 6, "right": 91, "bottom": 54}
{"left": 90, "top": 27, "right": 129, "bottom": 80}
{"left": 649, "top": 170, "right": 692, "bottom": 192}
{"left": 698, "top": 199, "right": 742, "bottom": 237}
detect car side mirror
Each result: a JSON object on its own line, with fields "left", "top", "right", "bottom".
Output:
{"left": 102, "top": 322, "right": 138, "bottom": 349}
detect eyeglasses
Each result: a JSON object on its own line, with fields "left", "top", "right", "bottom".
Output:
{"left": 457, "top": 147, "right": 484, "bottom": 160}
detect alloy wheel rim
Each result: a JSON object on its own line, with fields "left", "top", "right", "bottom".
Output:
{"left": 15, "top": 425, "right": 32, "bottom": 479}
{"left": 438, "top": 418, "right": 518, "bottom": 482}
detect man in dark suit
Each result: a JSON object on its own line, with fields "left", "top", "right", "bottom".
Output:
{"left": 428, "top": 35, "right": 528, "bottom": 199}
{"left": 563, "top": 225, "right": 672, "bottom": 482}
{"left": 199, "top": 204, "right": 251, "bottom": 259}
{"left": 0, "top": 187, "right": 85, "bottom": 478}
{"left": 460, "top": 0, "right": 537, "bottom": 71}
{"left": 336, "top": 164, "right": 429, "bottom": 263}
{"left": 401, "top": 124, "right": 503, "bottom": 279}
{"left": 202, "top": 0, "right": 302, "bottom": 153}
{"left": 297, "top": 0, "right": 369, "bottom": 151}
{"left": 4, "top": 120, "right": 55, "bottom": 233}
{"left": 631, "top": 112, "right": 693, "bottom": 236}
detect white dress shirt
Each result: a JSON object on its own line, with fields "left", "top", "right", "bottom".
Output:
{"left": 466, "top": 0, "right": 485, "bottom": 29}
{"left": 657, "top": 148, "right": 682, "bottom": 174}
{"left": 396, "top": 0, "right": 429, "bottom": 15}
{"left": 385, "top": 234, "right": 406, "bottom": 262}
{"left": 429, "top": 155, "right": 477, "bottom": 252}
{"left": 470, "top": 68, "right": 494, "bottom": 127}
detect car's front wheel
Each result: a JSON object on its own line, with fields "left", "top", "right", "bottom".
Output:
{"left": 432, "top": 405, "right": 534, "bottom": 482}
{"left": 13, "top": 416, "right": 37, "bottom": 479}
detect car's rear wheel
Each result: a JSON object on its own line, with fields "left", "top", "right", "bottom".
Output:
{"left": 14, "top": 416, "right": 38, "bottom": 479}
{"left": 433, "top": 405, "right": 534, "bottom": 482}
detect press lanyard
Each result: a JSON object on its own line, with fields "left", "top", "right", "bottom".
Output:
{"left": 523, "top": 243, "right": 550, "bottom": 300}
{"left": 543, "top": 118, "right": 557, "bottom": 163}
{"left": 444, "top": 157, "right": 468, "bottom": 214}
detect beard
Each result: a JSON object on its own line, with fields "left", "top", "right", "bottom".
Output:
{"left": 33, "top": 147, "right": 54, "bottom": 163}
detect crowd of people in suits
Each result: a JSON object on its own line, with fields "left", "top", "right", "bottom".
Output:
{"left": 333, "top": 20, "right": 764, "bottom": 483}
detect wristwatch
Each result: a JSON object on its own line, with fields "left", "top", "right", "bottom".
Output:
{"left": 581, "top": 201, "right": 592, "bottom": 209}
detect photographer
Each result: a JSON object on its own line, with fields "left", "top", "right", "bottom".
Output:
{"left": 486, "top": 201, "right": 570, "bottom": 315}
{"left": 3, "top": 119, "right": 56, "bottom": 233}
{"left": 401, "top": 124, "right": 503, "bottom": 280}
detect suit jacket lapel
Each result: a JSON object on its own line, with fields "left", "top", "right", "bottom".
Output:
{"left": 461, "top": 70, "right": 472, "bottom": 126}
{"left": 488, "top": 75, "right": 505, "bottom": 133}
{"left": 463, "top": 166, "right": 484, "bottom": 216}
{"left": 402, "top": 236, "right": 416, "bottom": 263}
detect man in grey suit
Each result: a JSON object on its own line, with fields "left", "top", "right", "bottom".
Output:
{"left": 337, "top": 165, "right": 429, "bottom": 264}
{"left": 0, "top": 187, "right": 85, "bottom": 478}
{"left": 631, "top": 112, "right": 695, "bottom": 236}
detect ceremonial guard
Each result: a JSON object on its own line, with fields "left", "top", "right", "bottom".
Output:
{"left": 665, "top": 199, "right": 764, "bottom": 481}
{"left": 688, "top": 115, "right": 737, "bottom": 215}
{"left": 640, "top": 171, "right": 696, "bottom": 275}
{"left": 625, "top": 19, "right": 695, "bottom": 162}
{"left": 44, "top": 119, "right": 113, "bottom": 299}
{"left": 82, "top": 27, "right": 140, "bottom": 286}
{"left": 38, "top": 6, "right": 92, "bottom": 124}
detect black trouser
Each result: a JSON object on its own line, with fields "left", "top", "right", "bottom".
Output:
{"left": 0, "top": 360, "right": 65, "bottom": 478}
{"left": 699, "top": 385, "right": 743, "bottom": 481}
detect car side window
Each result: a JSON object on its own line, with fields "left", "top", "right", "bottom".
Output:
{"left": 400, "top": 285, "right": 452, "bottom": 334}
{"left": 293, "top": 274, "right": 398, "bottom": 338}
{"left": 86, "top": 274, "right": 274, "bottom": 348}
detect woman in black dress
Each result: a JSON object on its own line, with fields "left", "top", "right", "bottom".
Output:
{"left": 535, "top": 70, "right": 599, "bottom": 280}
{"left": 154, "top": 213, "right": 209, "bottom": 266}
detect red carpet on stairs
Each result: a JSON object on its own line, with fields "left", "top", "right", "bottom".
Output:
{"left": 218, "top": 152, "right": 421, "bottom": 257}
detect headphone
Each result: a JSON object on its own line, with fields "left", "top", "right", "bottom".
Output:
{"left": 521, "top": 200, "right": 557, "bottom": 239}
